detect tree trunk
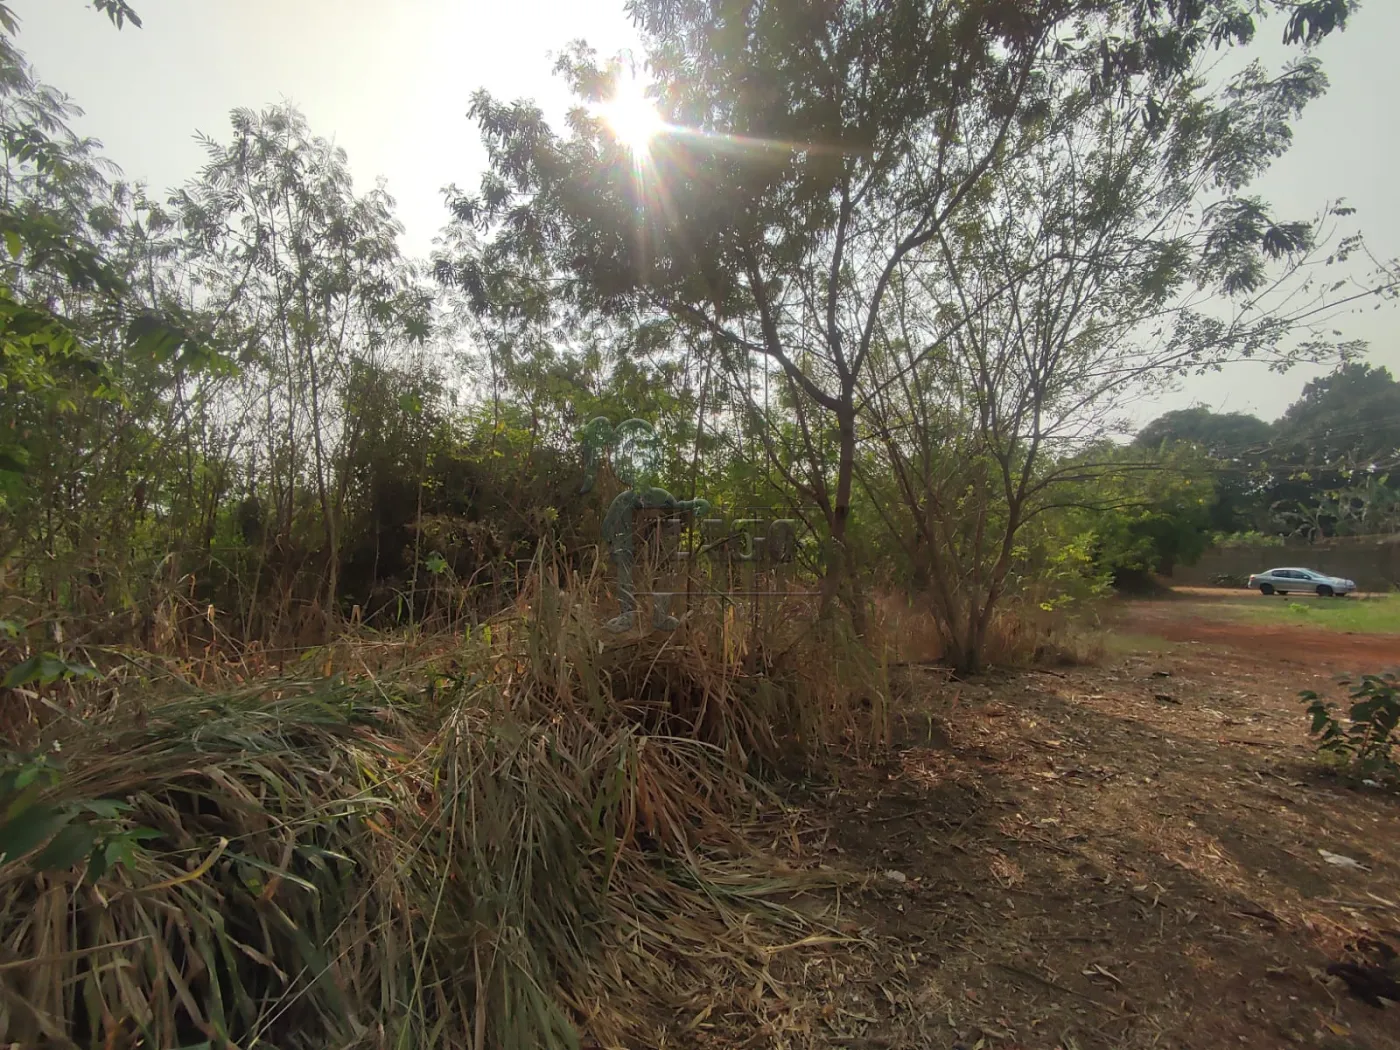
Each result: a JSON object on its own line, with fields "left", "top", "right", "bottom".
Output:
{"left": 821, "top": 402, "right": 867, "bottom": 635}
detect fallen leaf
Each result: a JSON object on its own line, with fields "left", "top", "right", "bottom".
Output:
{"left": 1319, "top": 849, "right": 1371, "bottom": 872}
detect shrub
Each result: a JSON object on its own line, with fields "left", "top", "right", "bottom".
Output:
{"left": 1300, "top": 672, "right": 1400, "bottom": 783}
{"left": 1211, "top": 531, "right": 1285, "bottom": 549}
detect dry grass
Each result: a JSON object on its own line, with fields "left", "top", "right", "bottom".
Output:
{"left": 871, "top": 592, "right": 945, "bottom": 666}
{"left": 0, "top": 564, "right": 888, "bottom": 1049}
{"left": 871, "top": 590, "right": 1104, "bottom": 672}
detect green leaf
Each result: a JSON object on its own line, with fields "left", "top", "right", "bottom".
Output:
{"left": 2, "top": 656, "right": 42, "bottom": 689}
{"left": 3, "top": 654, "right": 98, "bottom": 688}
{"left": 33, "top": 823, "right": 96, "bottom": 871}
{"left": 0, "top": 805, "right": 69, "bottom": 865}
{"left": 3, "top": 229, "right": 20, "bottom": 260}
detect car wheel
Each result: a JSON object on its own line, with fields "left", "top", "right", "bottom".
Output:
{"left": 1259, "top": 583, "right": 1274, "bottom": 595}
{"left": 1277, "top": 591, "right": 1288, "bottom": 596}
{"left": 1317, "top": 585, "right": 1333, "bottom": 597}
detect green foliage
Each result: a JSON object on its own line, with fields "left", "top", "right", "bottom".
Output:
{"left": 2, "top": 652, "right": 96, "bottom": 688}
{"left": 1137, "top": 365, "right": 1400, "bottom": 543}
{"left": 90, "top": 0, "right": 142, "bottom": 29}
{"left": 0, "top": 748, "right": 160, "bottom": 878}
{"left": 0, "top": 0, "right": 1380, "bottom": 667}
{"left": 1057, "top": 445, "right": 1217, "bottom": 583}
{"left": 1211, "top": 531, "right": 1285, "bottom": 548}
{"left": 1301, "top": 672, "right": 1400, "bottom": 784}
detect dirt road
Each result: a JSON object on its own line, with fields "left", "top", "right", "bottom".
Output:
{"left": 802, "top": 597, "right": 1400, "bottom": 1049}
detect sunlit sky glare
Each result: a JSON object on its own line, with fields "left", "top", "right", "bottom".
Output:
{"left": 15, "top": 0, "right": 1400, "bottom": 425}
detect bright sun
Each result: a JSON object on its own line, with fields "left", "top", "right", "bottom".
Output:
{"left": 601, "top": 73, "right": 664, "bottom": 152}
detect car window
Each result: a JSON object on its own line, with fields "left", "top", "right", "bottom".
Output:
{"left": 1273, "top": 570, "right": 1294, "bottom": 579}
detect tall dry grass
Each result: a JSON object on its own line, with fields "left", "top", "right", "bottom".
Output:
{"left": 870, "top": 589, "right": 1102, "bottom": 672}
{"left": 0, "top": 562, "right": 886, "bottom": 1049}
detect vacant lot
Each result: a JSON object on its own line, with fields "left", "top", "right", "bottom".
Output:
{"left": 1168, "top": 587, "right": 1400, "bottom": 636}
{"left": 1113, "top": 589, "right": 1400, "bottom": 668}
{"left": 807, "top": 592, "right": 1400, "bottom": 1050}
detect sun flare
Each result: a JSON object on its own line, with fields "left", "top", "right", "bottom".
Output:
{"left": 600, "top": 72, "right": 664, "bottom": 152}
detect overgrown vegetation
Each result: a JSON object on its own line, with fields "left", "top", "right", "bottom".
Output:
{"left": 0, "top": 0, "right": 1395, "bottom": 1045}
{"left": 0, "top": 565, "right": 886, "bottom": 1048}
{"left": 0, "top": 1, "right": 1391, "bottom": 667}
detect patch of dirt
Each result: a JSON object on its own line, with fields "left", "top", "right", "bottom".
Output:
{"left": 1115, "top": 598, "right": 1400, "bottom": 668}
{"left": 786, "top": 623, "right": 1400, "bottom": 1049}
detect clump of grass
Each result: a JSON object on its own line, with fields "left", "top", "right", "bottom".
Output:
{"left": 0, "top": 563, "right": 877, "bottom": 1049}
{"left": 976, "top": 605, "right": 1103, "bottom": 670}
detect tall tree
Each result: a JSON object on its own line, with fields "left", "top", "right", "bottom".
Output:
{"left": 445, "top": 0, "right": 1368, "bottom": 626}
{"left": 175, "top": 105, "right": 431, "bottom": 613}
{"left": 1275, "top": 363, "right": 1400, "bottom": 464}
{"left": 1135, "top": 409, "right": 1273, "bottom": 460}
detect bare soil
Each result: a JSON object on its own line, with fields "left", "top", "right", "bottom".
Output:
{"left": 792, "top": 595, "right": 1400, "bottom": 1050}
{"left": 1122, "top": 589, "right": 1400, "bottom": 667}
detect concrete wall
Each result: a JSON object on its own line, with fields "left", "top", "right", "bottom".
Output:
{"left": 1173, "top": 537, "right": 1400, "bottom": 590}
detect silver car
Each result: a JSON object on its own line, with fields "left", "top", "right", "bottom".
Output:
{"left": 1247, "top": 567, "right": 1356, "bottom": 597}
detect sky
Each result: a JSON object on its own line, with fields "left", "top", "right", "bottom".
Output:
{"left": 13, "top": 0, "right": 1400, "bottom": 425}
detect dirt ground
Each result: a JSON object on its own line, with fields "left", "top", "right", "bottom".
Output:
{"left": 793, "top": 593, "right": 1400, "bottom": 1050}
{"left": 1123, "top": 588, "right": 1399, "bottom": 667}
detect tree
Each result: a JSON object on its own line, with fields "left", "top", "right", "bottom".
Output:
{"left": 1135, "top": 409, "right": 1273, "bottom": 460}
{"left": 854, "top": 2, "right": 1386, "bottom": 667}
{"left": 0, "top": 16, "right": 210, "bottom": 616}
{"left": 1274, "top": 362, "right": 1400, "bottom": 464}
{"left": 1262, "top": 363, "right": 1400, "bottom": 537}
{"left": 1075, "top": 447, "right": 1218, "bottom": 584}
{"left": 1134, "top": 408, "right": 1273, "bottom": 533}
{"left": 445, "top": 0, "right": 1371, "bottom": 632}
{"left": 174, "top": 105, "right": 432, "bottom": 612}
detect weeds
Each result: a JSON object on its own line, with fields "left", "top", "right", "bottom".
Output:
{"left": 0, "top": 563, "right": 880, "bottom": 1049}
{"left": 1300, "top": 672, "right": 1400, "bottom": 784}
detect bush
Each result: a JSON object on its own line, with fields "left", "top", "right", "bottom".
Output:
{"left": 1211, "top": 531, "right": 1285, "bottom": 549}
{"left": 1300, "top": 672, "right": 1400, "bottom": 784}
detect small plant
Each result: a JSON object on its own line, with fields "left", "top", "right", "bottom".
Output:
{"left": 1300, "top": 672, "right": 1400, "bottom": 783}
